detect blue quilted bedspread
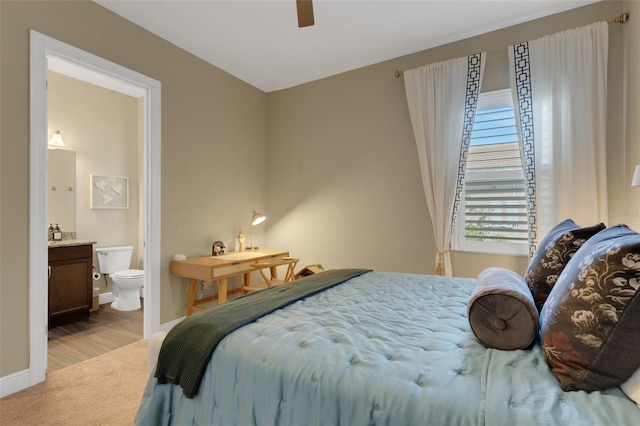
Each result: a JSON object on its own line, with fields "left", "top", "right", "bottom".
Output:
{"left": 136, "top": 271, "right": 640, "bottom": 425}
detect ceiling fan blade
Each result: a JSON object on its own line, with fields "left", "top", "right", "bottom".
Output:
{"left": 296, "top": 0, "right": 314, "bottom": 28}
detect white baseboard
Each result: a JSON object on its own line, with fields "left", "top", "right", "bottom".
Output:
{"left": 0, "top": 368, "right": 31, "bottom": 398}
{"left": 99, "top": 292, "right": 114, "bottom": 305}
{"left": 97, "top": 289, "right": 144, "bottom": 305}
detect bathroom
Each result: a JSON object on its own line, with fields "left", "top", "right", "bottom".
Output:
{"left": 47, "top": 68, "right": 144, "bottom": 369}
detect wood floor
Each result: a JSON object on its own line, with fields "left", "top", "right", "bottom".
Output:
{"left": 47, "top": 300, "right": 143, "bottom": 373}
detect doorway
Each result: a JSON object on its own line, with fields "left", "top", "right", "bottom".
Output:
{"left": 29, "top": 31, "right": 161, "bottom": 387}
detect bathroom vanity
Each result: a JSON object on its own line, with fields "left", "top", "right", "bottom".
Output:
{"left": 48, "top": 240, "right": 96, "bottom": 327}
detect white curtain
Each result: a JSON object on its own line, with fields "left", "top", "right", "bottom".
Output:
{"left": 404, "top": 53, "right": 485, "bottom": 276}
{"left": 509, "top": 22, "right": 608, "bottom": 256}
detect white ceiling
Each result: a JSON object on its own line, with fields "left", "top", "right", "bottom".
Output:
{"left": 94, "top": 0, "right": 599, "bottom": 92}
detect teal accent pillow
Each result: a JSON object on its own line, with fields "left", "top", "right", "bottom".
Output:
{"left": 524, "top": 219, "right": 605, "bottom": 311}
{"left": 540, "top": 224, "right": 640, "bottom": 391}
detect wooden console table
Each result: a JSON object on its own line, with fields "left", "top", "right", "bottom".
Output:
{"left": 170, "top": 250, "right": 289, "bottom": 316}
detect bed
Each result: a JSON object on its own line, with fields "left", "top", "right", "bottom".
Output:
{"left": 135, "top": 268, "right": 640, "bottom": 425}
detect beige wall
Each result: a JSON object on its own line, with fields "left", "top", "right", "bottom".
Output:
{"left": 0, "top": 1, "right": 267, "bottom": 377}
{"left": 48, "top": 71, "right": 141, "bottom": 293}
{"left": 265, "top": 1, "right": 627, "bottom": 279}
{"left": 624, "top": 0, "right": 640, "bottom": 232}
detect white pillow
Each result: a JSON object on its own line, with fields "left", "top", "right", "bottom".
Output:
{"left": 620, "top": 366, "right": 640, "bottom": 408}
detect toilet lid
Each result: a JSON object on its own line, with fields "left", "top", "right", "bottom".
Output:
{"left": 113, "top": 269, "right": 144, "bottom": 279}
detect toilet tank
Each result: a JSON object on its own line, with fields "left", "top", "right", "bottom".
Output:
{"left": 96, "top": 246, "right": 134, "bottom": 274}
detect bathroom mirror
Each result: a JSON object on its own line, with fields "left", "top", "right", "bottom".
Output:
{"left": 48, "top": 149, "right": 76, "bottom": 232}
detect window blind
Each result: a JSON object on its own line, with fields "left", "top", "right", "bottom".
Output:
{"left": 463, "top": 172, "right": 528, "bottom": 243}
{"left": 461, "top": 99, "right": 527, "bottom": 245}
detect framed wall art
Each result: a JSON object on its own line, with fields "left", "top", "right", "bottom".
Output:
{"left": 90, "top": 174, "right": 129, "bottom": 209}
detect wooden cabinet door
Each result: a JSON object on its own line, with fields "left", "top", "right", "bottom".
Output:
{"left": 48, "top": 245, "right": 92, "bottom": 327}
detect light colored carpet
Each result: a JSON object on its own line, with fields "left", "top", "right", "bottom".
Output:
{"left": 0, "top": 339, "right": 149, "bottom": 426}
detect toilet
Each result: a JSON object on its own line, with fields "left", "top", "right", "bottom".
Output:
{"left": 95, "top": 246, "right": 144, "bottom": 311}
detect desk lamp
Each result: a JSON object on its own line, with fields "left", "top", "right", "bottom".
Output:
{"left": 249, "top": 210, "right": 266, "bottom": 250}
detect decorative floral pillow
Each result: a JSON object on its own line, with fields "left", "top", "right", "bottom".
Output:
{"left": 540, "top": 224, "right": 640, "bottom": 391}
{"left": 524, "top": 219, "right": 605, "bottom": 311}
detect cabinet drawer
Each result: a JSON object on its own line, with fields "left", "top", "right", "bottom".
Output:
{"left": 49, "top": 244, "right": 92, "bottom": 262}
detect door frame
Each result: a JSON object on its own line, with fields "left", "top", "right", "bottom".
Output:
{"left": 29, "top": 31, "right": 161, "bottom": 386}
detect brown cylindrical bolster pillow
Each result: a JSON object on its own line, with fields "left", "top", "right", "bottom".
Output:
{"left": 467, "top": 267, "right": 539, "bottom": 350}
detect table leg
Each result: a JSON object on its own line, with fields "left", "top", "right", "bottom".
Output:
{"left": 186, "top": 278, "right": 198, "bottom": 317}
{"left": 218, "top": 277, "right": 228, "bottom": 304}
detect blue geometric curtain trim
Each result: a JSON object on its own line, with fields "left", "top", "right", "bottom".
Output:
{"left": 511, "top": 42, "right": 538, "bottom": 257}
{"left": 452, "top": 53, "right": 483, "bottom": 230}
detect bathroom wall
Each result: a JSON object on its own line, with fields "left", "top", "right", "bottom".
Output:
{"left": 48, "top": 71, "right": 141, "bottom": 293}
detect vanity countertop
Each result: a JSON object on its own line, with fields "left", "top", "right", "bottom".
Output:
{"left": 48, "top": 239, "right": 98, "bottom": 248}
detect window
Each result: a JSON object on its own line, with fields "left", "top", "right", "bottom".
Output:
{"left": 452, "top": 89, "right": 528, "bottom": 256}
